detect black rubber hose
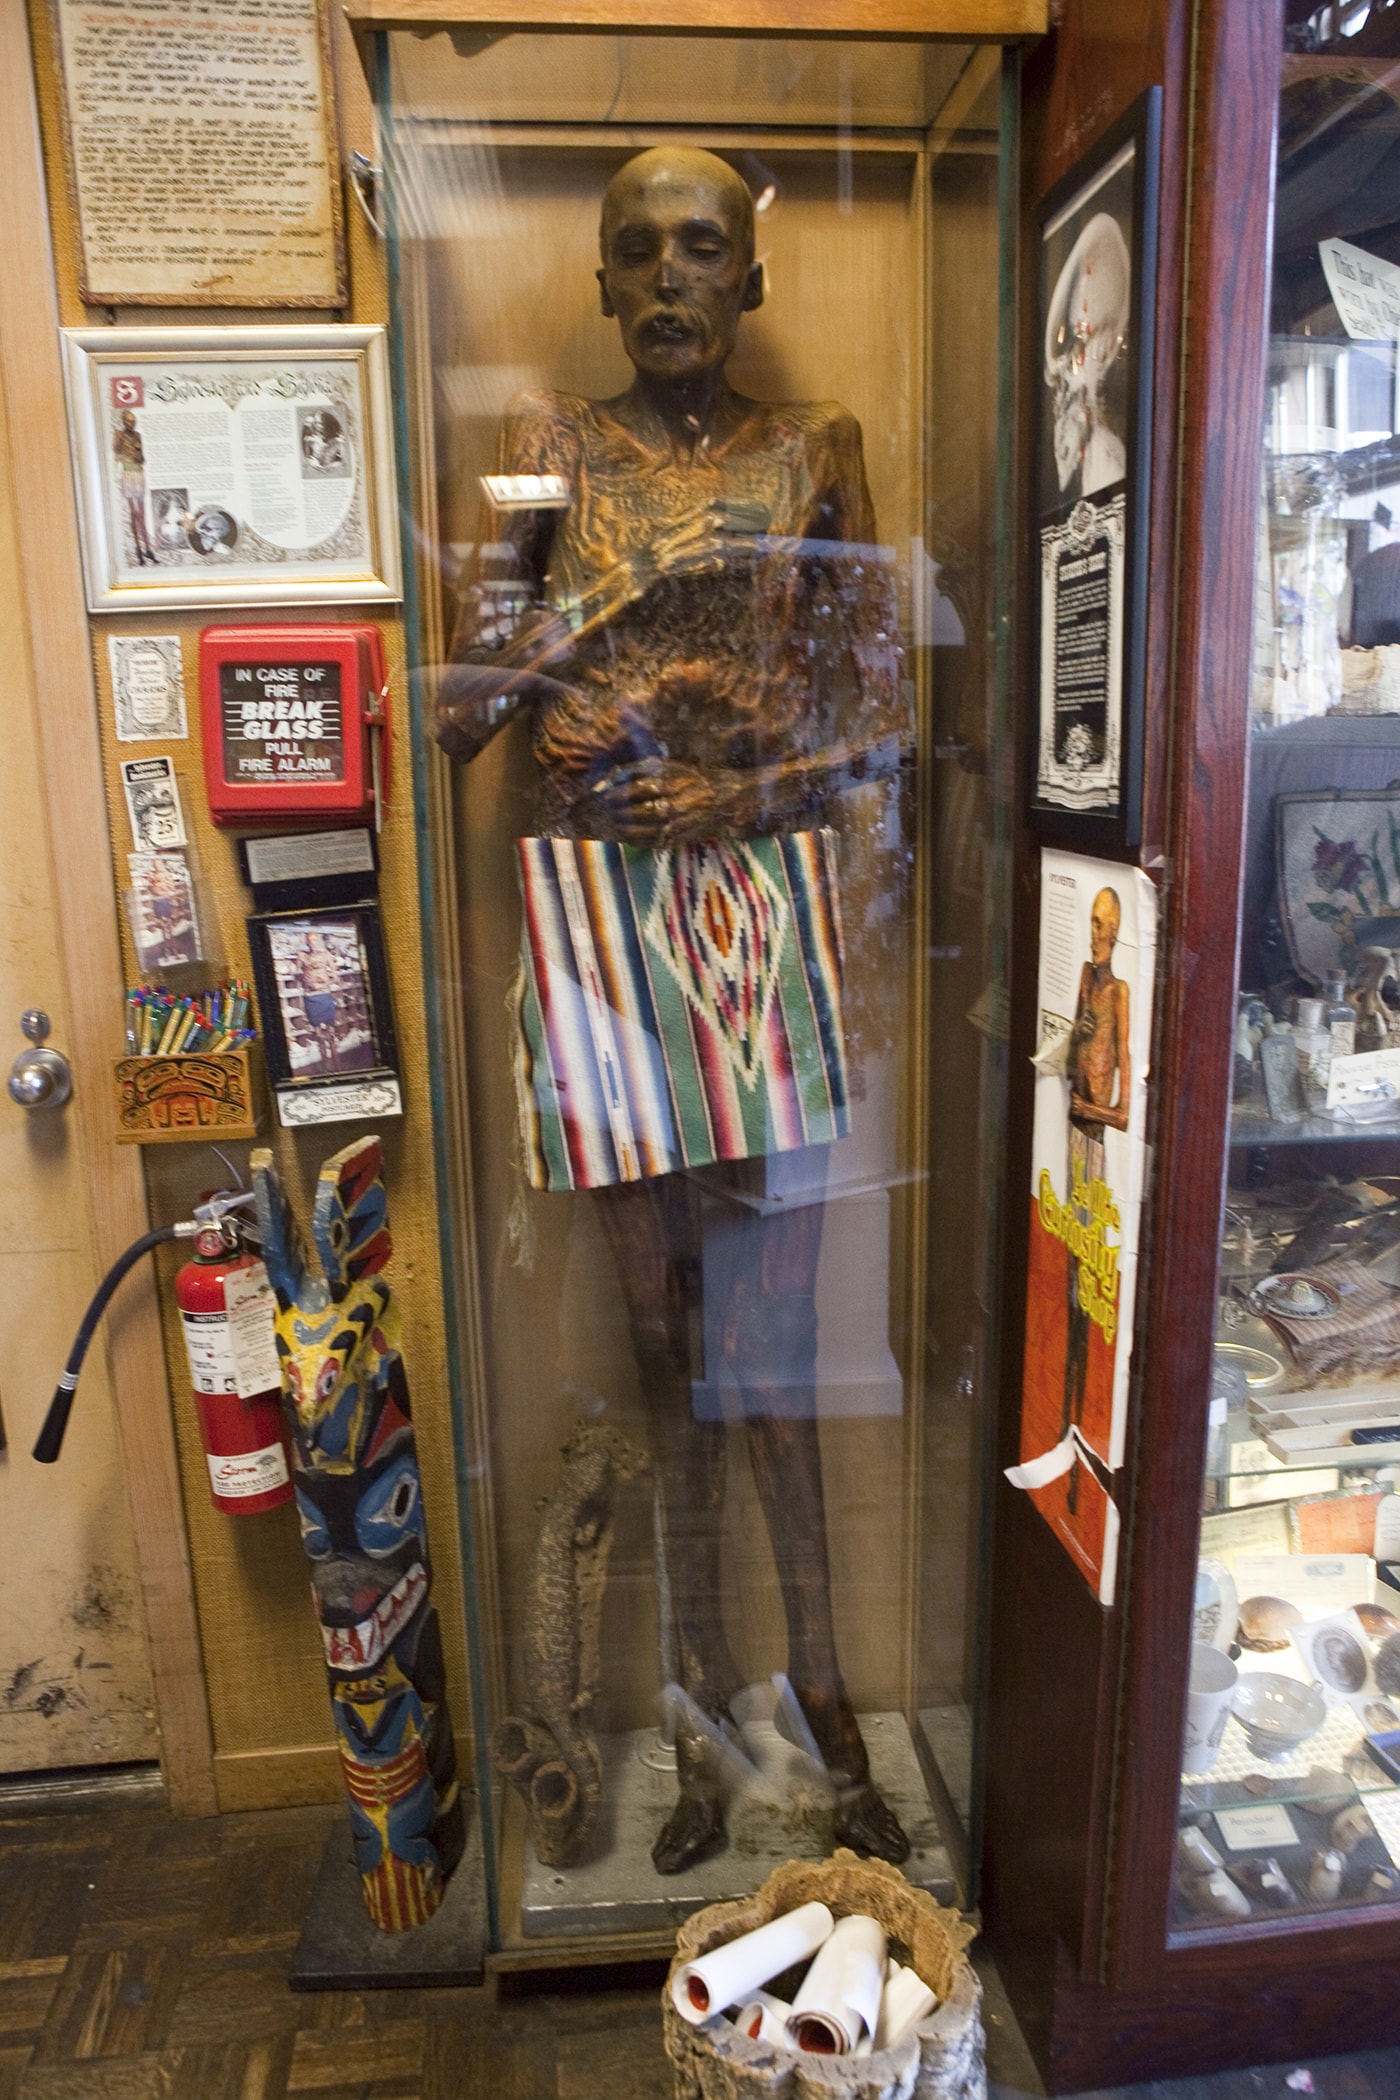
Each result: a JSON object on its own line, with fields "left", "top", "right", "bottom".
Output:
{"left": 32, "top": 1225, "right": 181, "bottom": 1464}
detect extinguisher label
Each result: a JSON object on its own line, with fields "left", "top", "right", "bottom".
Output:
{"left": 180, "top": 1264, "right": 280, "bottom": 1400}
{"left": 224, "top": 1263, "right": 282, "bottom": 1399}
{"left": 181, "top": 1311, "right": 238, "bottom": 1396}
{"left": 206, "top": 1443, "right": 290, "bottom": 1500}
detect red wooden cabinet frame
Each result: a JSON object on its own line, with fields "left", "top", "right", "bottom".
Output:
{"left": 977, "top": 1, "right": 1400, "bottom": 2085}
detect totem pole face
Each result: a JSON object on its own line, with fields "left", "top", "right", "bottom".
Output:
{"left": 252, "top": 1137, "right": 463, "bottom": 1932}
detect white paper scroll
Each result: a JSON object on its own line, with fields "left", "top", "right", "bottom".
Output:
{"left": 671, "top": 1901, "right": 834, "bottom": 2025}
{"left": 874, "top": 1962, "right": 938, "bottom": 2050}
{"left": 787, "top": 1914, "right": 887, "bottom": 2054}
{"left": 734, "top": 1990, "right": 792, "bottom": 2046}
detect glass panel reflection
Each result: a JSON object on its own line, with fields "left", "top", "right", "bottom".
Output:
{"left": 1175, "top": 10, "right": 1400, "bottom": 1936}
{"left": 385, "top": 32, "right": 1010, "bottom": 1936}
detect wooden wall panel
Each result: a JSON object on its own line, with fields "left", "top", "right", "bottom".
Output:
{"left": 14, "top": 0, "right": 476, "bottom": 1813}
{"left": 349, "top": 0, "right": 1046, "bottom": 41}
{"left": 983, "top": 0, "right": 1188, "bottom": 2026}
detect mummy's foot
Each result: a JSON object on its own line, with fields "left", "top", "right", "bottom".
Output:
{"left": 652, "top": 1792, "right": 727, "bottom": 1875}
{"left": 834, "top": 1781, "right": 911, "bottom": 1865}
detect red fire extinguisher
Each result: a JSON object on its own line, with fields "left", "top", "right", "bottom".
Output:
{"left": 175, "top": 1217, "right": 293, "bottom": 1517}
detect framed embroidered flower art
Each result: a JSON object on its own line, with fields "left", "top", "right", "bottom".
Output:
{"left": 1276, "top": 789, "right": 1400, "bottom": 985}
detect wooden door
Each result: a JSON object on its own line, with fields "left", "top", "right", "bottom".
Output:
{"left": 0, "top": 349, "right": 158, "bottom": 1775}
{"left": 0, "top": 3, "right": 215, "bottom": 1809}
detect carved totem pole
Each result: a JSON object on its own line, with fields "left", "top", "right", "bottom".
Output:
{"left": 252, "top": 1136, "right": 464, "bottom": 1930}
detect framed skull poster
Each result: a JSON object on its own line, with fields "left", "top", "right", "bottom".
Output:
{"left": 1032, "top": 89, "right": 1160, "bottom": 852}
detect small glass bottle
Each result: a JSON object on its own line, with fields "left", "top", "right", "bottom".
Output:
{"left": 1324, "top": 968, "right": 1356, "bottom": 1061}
{"left": 1294, "top": 995, "right": 1330, "bottom": 1108}
{"left": 1233, "top": 1008, "right": 1256, "bottom": 1100}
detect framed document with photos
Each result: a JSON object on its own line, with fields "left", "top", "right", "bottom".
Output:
{"left": 62, "top": 327, "right": 401, "bottom": 612}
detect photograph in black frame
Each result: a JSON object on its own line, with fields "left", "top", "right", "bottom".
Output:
{"left": 247, "top": 897, "right": 401, "bottom": 1123}
{"left": 1032, "top": 86, "right": 1160, "bottom": 853}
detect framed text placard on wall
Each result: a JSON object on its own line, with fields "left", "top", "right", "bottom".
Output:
{"left": 48, "top": 0, "right": 346, "bottom": 307}
{"left": 1032, "top": 88, "right": 1161, "bottom": 853}
{"left": 62, "top": 327, "right": 401, "bottom": 612}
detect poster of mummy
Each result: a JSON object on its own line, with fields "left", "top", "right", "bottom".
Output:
{"left": 1007, "top": 851, "right": 1156, "bottom": 1607}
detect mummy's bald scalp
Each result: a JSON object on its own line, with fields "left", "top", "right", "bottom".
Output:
{"left": 600, "top": 147, "right": 755, "bottom": 264}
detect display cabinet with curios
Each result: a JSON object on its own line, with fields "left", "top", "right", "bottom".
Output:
{"left": 1174, "top": 33, "right": 1400, "bottom": 1944}
{"left": 982, "top": 3, "right": 1400, "bottom": 2088}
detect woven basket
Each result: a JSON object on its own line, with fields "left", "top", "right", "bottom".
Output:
{"left": 663, "top": 1850, "right": 984, "bottom": 2100}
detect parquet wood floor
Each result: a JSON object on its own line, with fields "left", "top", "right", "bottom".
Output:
{"left": 0, "top": 1797, "right": 682, "bottom": 2100}
{"left": 5, "top": 1790, "right": 1400, "bottom": 2100}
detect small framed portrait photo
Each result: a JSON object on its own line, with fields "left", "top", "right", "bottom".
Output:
{"left": 248, "top": 901, "right": 401, "bottom": 1127}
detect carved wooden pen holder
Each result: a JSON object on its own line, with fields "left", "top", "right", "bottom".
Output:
{"left": 113, "top": 1048, "right": 260, "bottom": 1144}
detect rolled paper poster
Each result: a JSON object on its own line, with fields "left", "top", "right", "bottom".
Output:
{"left": 787, "top": 1913, "right": 888, "bottom": 2054}
{"left": 734, "top": 1991, "right": 793, "bottom": 2047}
{"left": 874, "top": 1961, "right": 938, "bottom": 2051}
{"left": 671, "top": 1901, "right": 834, "bottom": 2026}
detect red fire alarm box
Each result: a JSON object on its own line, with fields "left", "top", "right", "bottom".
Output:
{"left": 199, "top": 625, "right": 389, "bottom": 829}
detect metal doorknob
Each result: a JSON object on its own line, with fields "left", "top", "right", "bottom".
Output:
{"left": 8, "top": 1010, "right": 72, "bottom": 1110}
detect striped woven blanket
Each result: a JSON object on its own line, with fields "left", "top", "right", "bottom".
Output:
{"left": 514, "top": 833, "right": 851, "bottom": 1190}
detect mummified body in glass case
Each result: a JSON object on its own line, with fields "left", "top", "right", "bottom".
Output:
{"left": 437, "top": 147, "right": 912, "bottom": 1873}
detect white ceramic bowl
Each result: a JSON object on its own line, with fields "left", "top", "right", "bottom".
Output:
{"left": 1231, "top": 1673, "right": 1326, "bottom": 1760}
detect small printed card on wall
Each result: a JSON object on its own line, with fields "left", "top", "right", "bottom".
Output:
{"left": 120, "top": 756, "right": 186, "bottom": 852}
{"left": 127, "top": 853, "right": 202, "bottom": 972}
{"left": 109, "top": 634, "right": 187, "bottom": 741}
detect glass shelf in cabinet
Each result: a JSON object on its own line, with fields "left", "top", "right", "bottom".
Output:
{"left": 1204, "top": 1442, "right": 1397, "bottom": 1485}
{"left": 1230, "top": 1103, "right": 1400, "bottom": 1149}
{"left": 1180, "top": 1696, "right": 1400, "bottom": 1812}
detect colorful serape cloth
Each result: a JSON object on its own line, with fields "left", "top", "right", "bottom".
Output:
{"left": 514, "top": 832, "right": 850, "bottom": 1191}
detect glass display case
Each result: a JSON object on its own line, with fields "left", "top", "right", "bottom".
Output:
{"left": 1175, "top": 21, "right": 1400, "bottom": 1939}
{"left": 377, "top": 26, "right": 1016, "bottom": 1946}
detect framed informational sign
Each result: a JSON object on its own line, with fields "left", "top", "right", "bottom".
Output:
{"left": 47, "top": 0, "right": 345, "bottom": 308}
{"left": 62, "top": 327, "right": 401, "bottom": 612}
{"left": 1032, "top": 89, "right": 1160, "bottom": 851}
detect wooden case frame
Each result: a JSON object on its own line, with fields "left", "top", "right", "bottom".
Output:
{"left": 380, "top": 23, "right": 1015, "bottom": 1956}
